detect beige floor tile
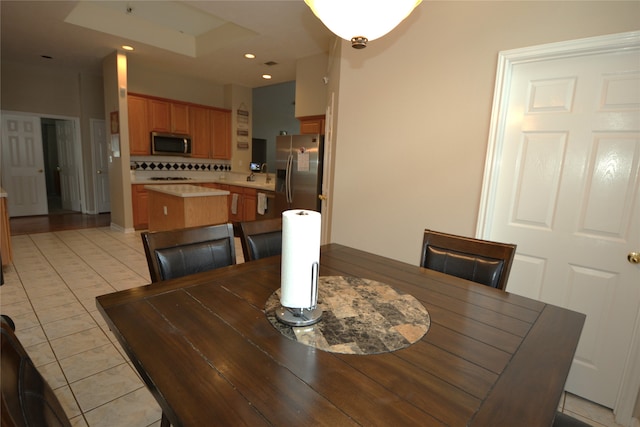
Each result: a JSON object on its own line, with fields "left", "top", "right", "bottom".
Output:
{"left": 15, "top": 323, "right": 48, "bottom": 347}
{"left": 50, "top": 327, "right": 111, "bottom": 360}
{"left": 2, "top": 299, "right": 35, "bottom": 318}
{"left": 69, "top": 415, "right": 88, "bottom": 427}
{"left": 53, "top": 385, "right": 82, "bottom": 419}
{"left": 70, "top": 363, "right": 144, "bottom": 412}
{"left": 25, "top": 340, "right": 57, "bottom": 367}
{"left": 30, "top": 290, "right": 78, "bottom": 311}
{"left": 6, "top": 310, "right": 40, "bottom": 330}
{"left": 59, "top": 343, "right": 125, "bottom": 383}
{"left": 42, "top": 312, "right": 98, "bottom": 340}
{"left": 83, "top": 387, "right": 162, "bottom": 427}
{"left": 38, "top": 360, "right": 68, "bottom": 390}
{"left": 37, "top": 301, "right": 88, "bottom": 324}
{"left": 564, "top": 393, "right": 623, "bottom": 427}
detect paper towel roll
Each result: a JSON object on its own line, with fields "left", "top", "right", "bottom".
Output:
{"left": 280, "top": 209, "right": 321, "bottom": 309}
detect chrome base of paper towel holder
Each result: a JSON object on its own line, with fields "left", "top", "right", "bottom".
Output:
{"left": 276, "top": 305, "right": 323, "bottom": 327}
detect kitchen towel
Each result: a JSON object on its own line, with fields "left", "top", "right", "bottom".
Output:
{"left": 280, "top": 209, "right": 321, "bottom": 309}
{"left": 257, "top": 193, "right": 267, "bottom": 215}
{"left": 231, "top": 193, "right": 239, "bottom": 215}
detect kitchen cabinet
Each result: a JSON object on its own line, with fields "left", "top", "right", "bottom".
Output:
{"left": 128, "top": 93, "right": 230, "bottom": 159}
{"left": 149, "top": 99, "right": 190, "bottom": 134}
{"left": 128, "top": 95, "right": 151, "bottom": 155}
{"left": 189, "top": 105, "right": 211, "bottom": 158}
{"left": 132, "top": 184, "right": 149, "bottom": 230}
{"left": 211, "top": 109, "right": 231, "bottom": 160}
{"left": 298, "top": 115, "right": 325, "bottom": 135}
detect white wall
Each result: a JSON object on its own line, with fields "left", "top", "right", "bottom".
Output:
{"left": 329, "top": 1, "right": 640, "bottom": 265}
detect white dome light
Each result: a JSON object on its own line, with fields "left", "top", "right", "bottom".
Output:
{"left": 304, "top": 0, "right": 422, "bottom": 48}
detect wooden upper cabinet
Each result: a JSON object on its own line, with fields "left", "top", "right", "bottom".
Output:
{"left": 189, "top": 105, "right": 211, "bottom": 158}
{"left": 299, "top": 115, "right": 325, "bottom": 135}
{"left": 128, "top": 95, "right": 151, "bottom": 155}
{"left": 149, "top": 99, "right": 190, "bottom": 134}
{"left": 171, "top": 102, "right": 190, "bottom": 134}
{"left": 149, "top": 99, "right": 171, "bottom": 132}
{"left": 128, "top": 93, "right": 230, "bottom": 158}
{"left": 211, "top": 109, "right": 231, "bottom": 160}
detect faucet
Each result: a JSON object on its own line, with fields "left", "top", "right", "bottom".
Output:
{"left": 261, "top": 163, "right": 271, "bottom": 183}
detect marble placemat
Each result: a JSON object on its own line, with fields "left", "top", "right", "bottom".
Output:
{"left": 265, "top": 276, "right": 430, "bottom": 355}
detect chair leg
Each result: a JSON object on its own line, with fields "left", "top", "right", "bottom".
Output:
{"left": 160, "top": 412, "right": 170, "bottom": 427}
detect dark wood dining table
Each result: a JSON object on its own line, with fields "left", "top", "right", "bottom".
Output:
{"left": 96, "top": 243, "right": 585, "bottom": 426}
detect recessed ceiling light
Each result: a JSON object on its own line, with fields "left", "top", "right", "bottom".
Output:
{"left": 122, "top": 45, "right": 134, "bottom": 51}
{"left": 262, "top": 74, "right": 272, "bottom": 80}
{"left": 244, "top": 53, "right": 255, "bottom": 59}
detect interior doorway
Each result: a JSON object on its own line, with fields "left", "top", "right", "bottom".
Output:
{"left": 41, "top": 119, "right": 63, "bottom": 212}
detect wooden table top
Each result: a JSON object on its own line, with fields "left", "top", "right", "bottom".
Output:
{"left": 96, "top": 243, "right": 585, "bottom": 426}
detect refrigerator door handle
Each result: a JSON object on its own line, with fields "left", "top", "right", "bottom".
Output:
{"left": 286, "top": 154, "right": 293, "bottom": 204}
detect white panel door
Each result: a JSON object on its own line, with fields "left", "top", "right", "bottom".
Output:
{"left": 480, "top": 34, "right": 640, "bottom": 410}
{"left": 1, "top": 114, "right": 48, "bottom": 216}
{"left": 55, "top": 120, "right": 81, "bottom": 211}
{"left": 91, "top": 119, "right": 110, "bottom": 213}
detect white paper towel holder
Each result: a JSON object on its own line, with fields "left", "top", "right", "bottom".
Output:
{"left": 276, "top": 261, "right": 323, "bottom": 327}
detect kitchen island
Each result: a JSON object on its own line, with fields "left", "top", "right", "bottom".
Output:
{"left": 145, "top": 184, "right": 230, "bottom": 232}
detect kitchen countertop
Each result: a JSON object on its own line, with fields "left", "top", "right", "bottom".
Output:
{"left": 144, "top": 184, "right": 230, "bottom": 198}
{"left": 133, "top": 177, "right": 275, "bottom": 192}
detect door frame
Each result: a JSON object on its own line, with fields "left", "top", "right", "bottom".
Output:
{"left": 476, "top": 31, "right": 640, "bottom": 425}
{"left": 1, "top": 110, "right": 86, "bottom": 214}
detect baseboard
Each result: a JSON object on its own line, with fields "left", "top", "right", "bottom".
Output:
{"left": 110, "top": 222, "right": 135, "bottom": 233}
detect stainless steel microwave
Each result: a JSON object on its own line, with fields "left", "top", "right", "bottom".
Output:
{"left": 151, "top": 132, "right": 192, "bottom": 156}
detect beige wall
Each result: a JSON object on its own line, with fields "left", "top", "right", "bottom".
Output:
{"left": 127, "top": 61, "right": 226, "bottom": 107}
{"left": 1, "top": 61, "right": 105, "bottom": 213}
{"left": 329, "top": 1, "right": 639, "bottom": 265}
{"left": 295, "top": 53, "right": 329, "bottom": 117}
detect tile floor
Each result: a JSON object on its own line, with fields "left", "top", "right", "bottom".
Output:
{"left": 0, "top": 227, "right": 625, "bottom": 426}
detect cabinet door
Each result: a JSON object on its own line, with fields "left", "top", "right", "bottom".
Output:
{"left": 132, "top": 185, "right": 149, "bottom": 230}
{"left": 128, "top": 96, "right": 150, "bottom": 155}
{"left": 171, "top": 102, "right": 190, "bottom": 134}
{"left": 243, "top": 188, "right": 257, "bottom": 222}
{"left": 211, "top": 109, "right": 231, "bottom": 159}
{"left": 189, "top": 106, "right": 211, "bottom": 158}
{"left": 149, "top": 99, "right": 171, "bottom": 132}
{"left": 299, "top": 115, "right": 325, "bottom": 135}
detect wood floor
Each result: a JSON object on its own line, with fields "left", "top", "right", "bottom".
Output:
{"left": 10, "top": 211, "right": 111, "bottom": 235}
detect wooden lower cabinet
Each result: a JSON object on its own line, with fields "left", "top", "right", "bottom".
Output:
{"left": 132, "top": 185, "right": 149, "bottom": 230}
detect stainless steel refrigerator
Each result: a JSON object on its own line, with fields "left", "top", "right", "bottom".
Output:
{"left": 275, "top": 134, "right": 324, "bottom": 214}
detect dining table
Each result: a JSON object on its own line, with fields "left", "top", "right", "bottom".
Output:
{"left": 96, "top": 243, "right": 585, "bottom": 426}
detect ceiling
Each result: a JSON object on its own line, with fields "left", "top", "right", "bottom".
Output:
{"left": 0, "top": 1, "right": 336, "bottom": 88}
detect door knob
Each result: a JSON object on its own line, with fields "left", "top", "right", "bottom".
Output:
{"left": 97, "top": 170, "right": 102, "bottom": 174}
{"left": 318, "top": 194, "right": 327, "bottom": 201}
{"left": 628, "top": 252, "right": 640, "bottom": 264}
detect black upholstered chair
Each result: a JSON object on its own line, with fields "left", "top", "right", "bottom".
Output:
{"left": 553, "top": 411, "right": 592, "bottom": 427}
{"left": 141, "top": 223, "right": 236, "bottom": 283}
{"left": 1, "top": 315, "right": 72, "bottom": 427}
{"left": 420, "top": 229, "right": 516, "bottom": 290}
{"left": 238, "top": 218, "right": 282, "bottom": 262}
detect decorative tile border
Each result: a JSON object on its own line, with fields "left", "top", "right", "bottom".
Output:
{"left": 131, "top": 161, "right": 231, "bottom": 171}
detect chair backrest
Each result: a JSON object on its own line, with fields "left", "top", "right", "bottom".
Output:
{"left": 420, "top": 229, "right": 516, "bottom": 290}
{"left": 141, "top": 223, "right": 236, "bottom": 283}
{"left": 1, "top": 316, "right": 71, "bottom": 427}
{"left": 238, "top": 218, "right": 283, "bottom": 262}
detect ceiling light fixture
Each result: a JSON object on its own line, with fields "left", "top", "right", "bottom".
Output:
{"left": 244, "top": 53, "right": 256, "bottom": 59}
{"left": 304, "top": 0, "right": 422, "bottom": 49}
{"left": 262, "top": 74, "right": 272, "bottom": 80}
{"left": 121, "top": 45, "right": 134, "bottom": 51}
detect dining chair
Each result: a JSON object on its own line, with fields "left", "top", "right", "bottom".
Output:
{"left": 552, "top": 411, "right": 592, "bottom": 427}
{"left": 420, "top": 229, "right": 516, "bottom": 290}
{"left": 1, "top": 315, "right": 72, "bottom": 427}
{"left": 141, "top": 223, "right": 236, "bottom": 283}
{"left": 238, "top": 218, "right": 282, "bottom": 262}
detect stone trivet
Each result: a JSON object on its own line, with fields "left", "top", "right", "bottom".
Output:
{"left": 265, "top": 276, "right": 430, "bottom": 355}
